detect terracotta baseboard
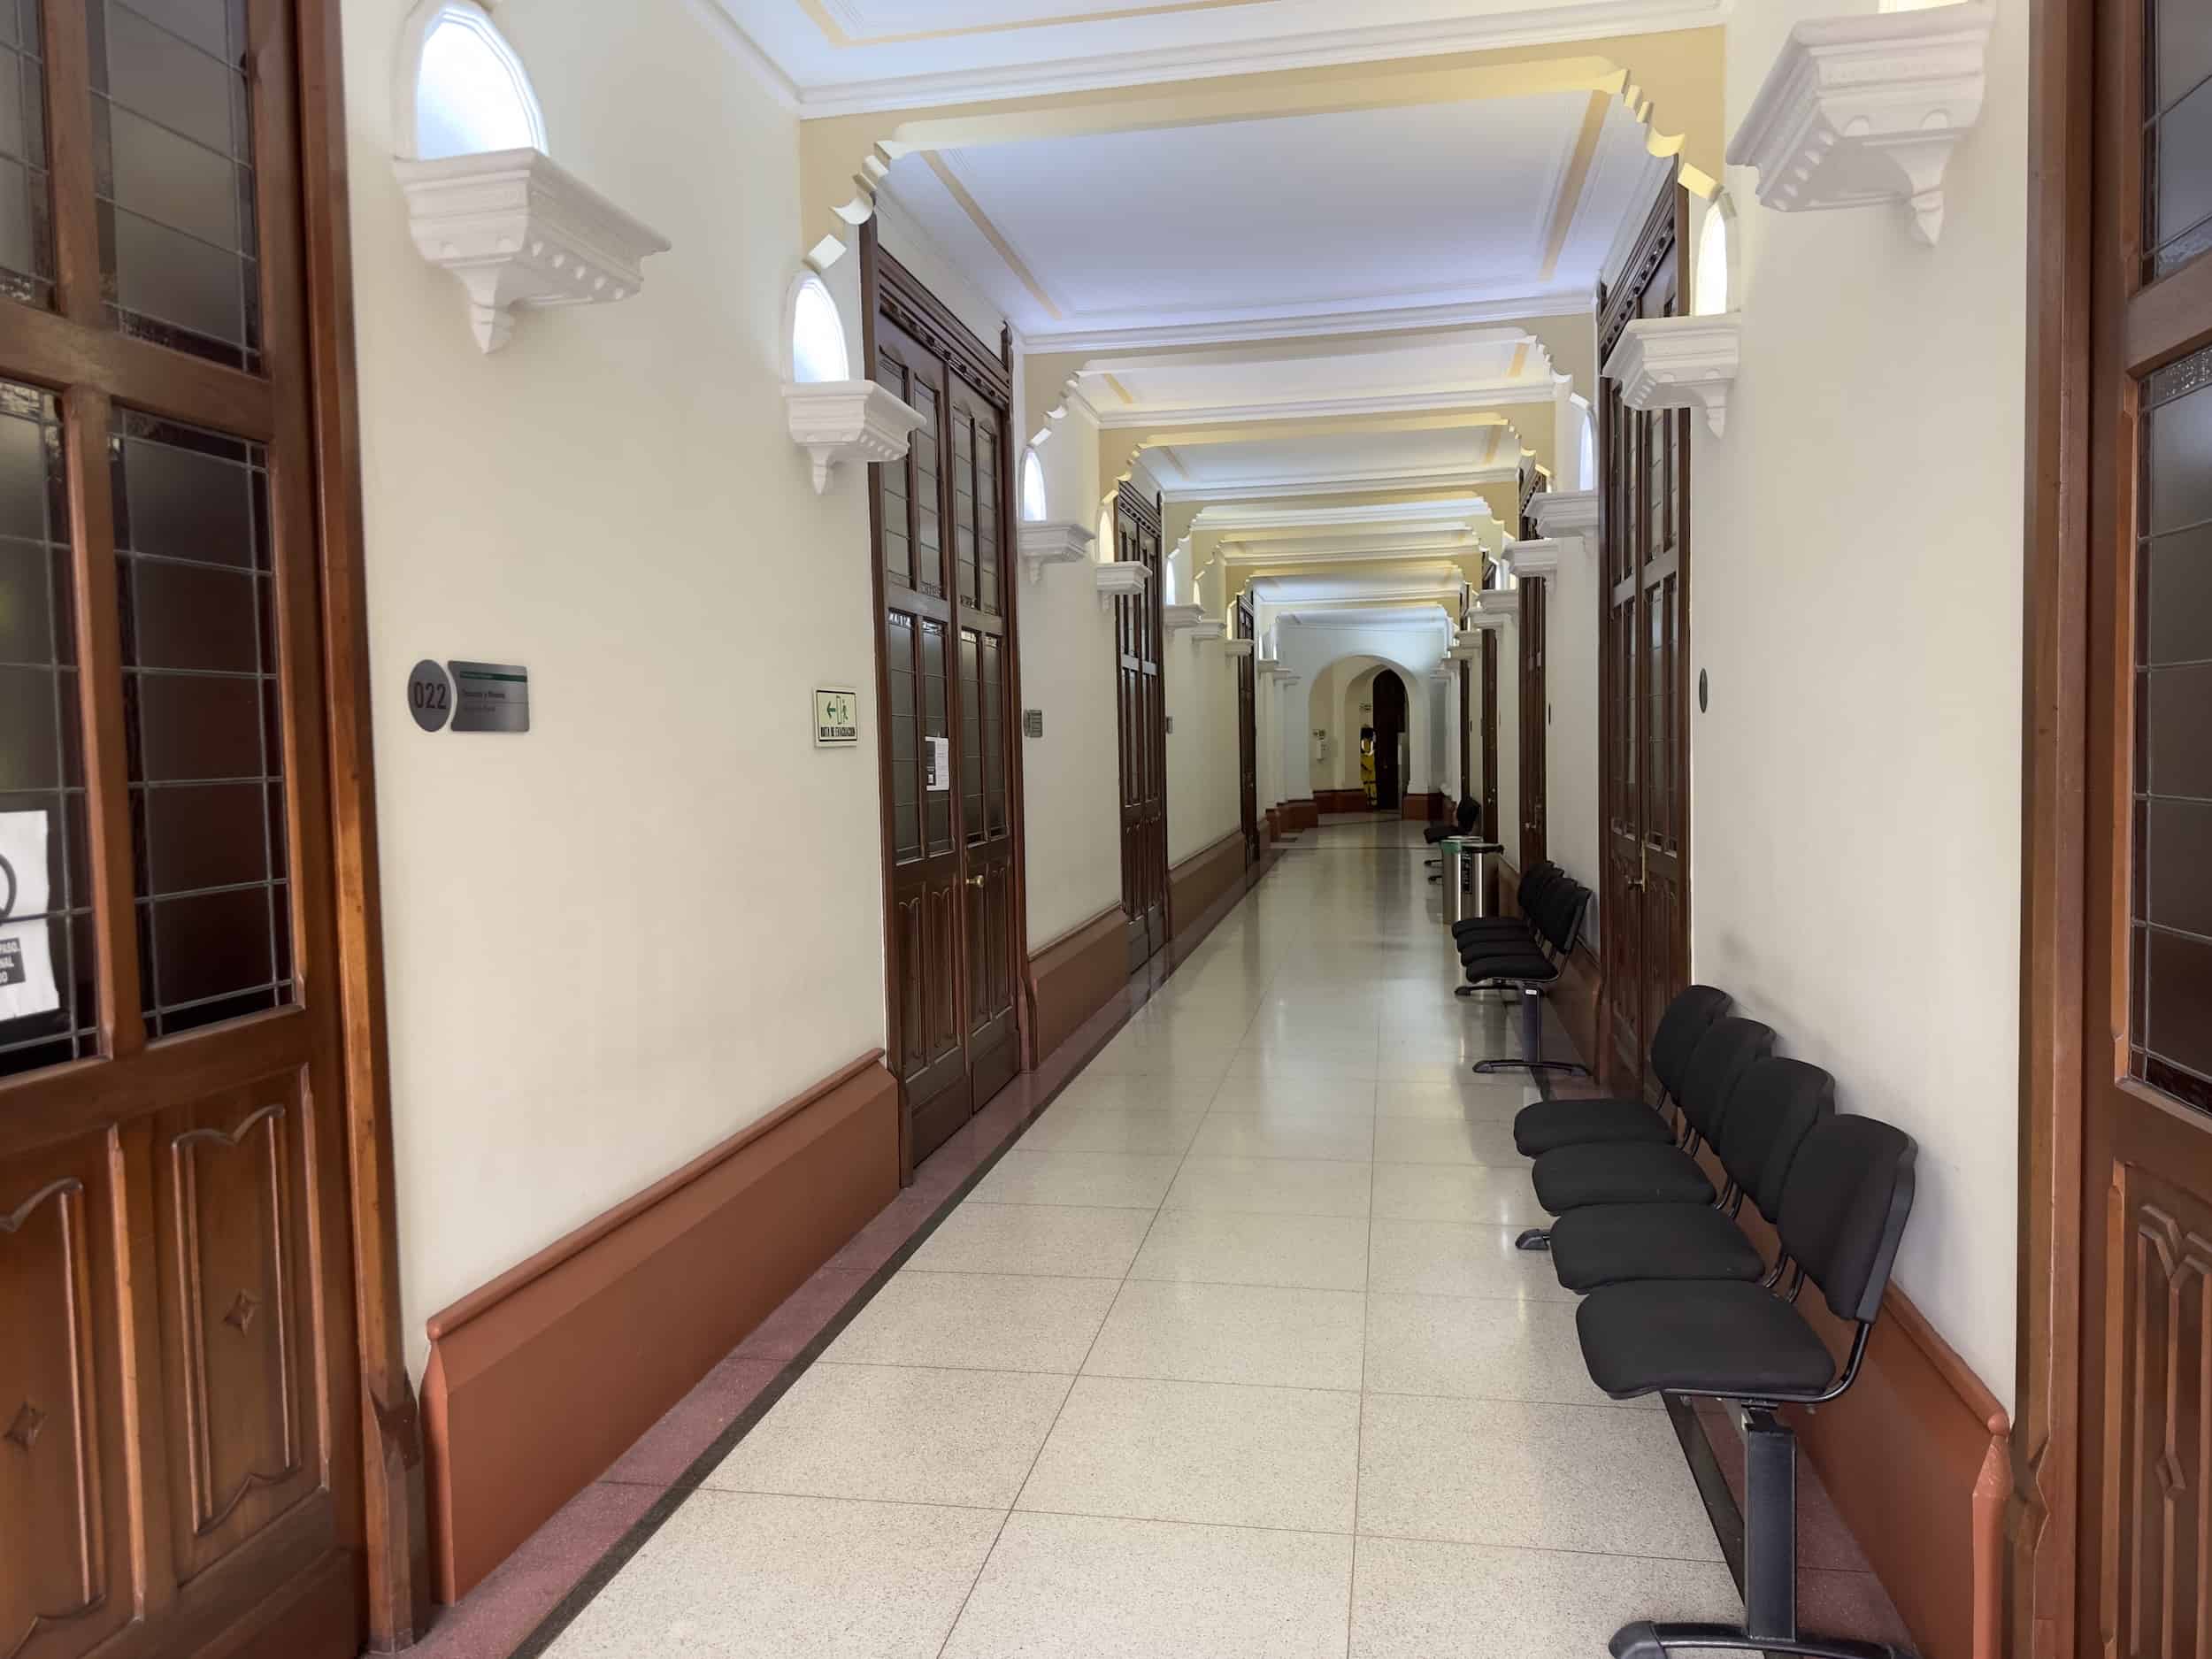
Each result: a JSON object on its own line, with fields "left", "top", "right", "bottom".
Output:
{"left": 1168, "top": 831, "right": 1246, "bottom": 939}
{"left": 1027, "top": 903, "right": 1129, "bottom": 1064}
{"left": 420, "top": 1051, "right": 900, "bottom": 1602}
{"left": 1401, "top": 792, "right": 1446, "bottom": 822}
{"left": 1280, "top": 798, "right": 1320, "bottom": 831}
{"left": 1315, "top": 788, "right": 1370, "bottom": 813}
{"left": 1698, "top": 1149, "right": 2008, "bottom": 1659}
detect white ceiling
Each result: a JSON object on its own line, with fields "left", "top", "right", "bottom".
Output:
{"left": 716, "top": 0, "right": 1728, "bottom": 112}
{"left": 884, "top": 91, "right": 1669, "bottom": 341}
{"left": 1092, "top": 334, "right": 1546, "bottom": 418}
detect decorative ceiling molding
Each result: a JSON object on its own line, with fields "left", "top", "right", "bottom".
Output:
{"left": 774, "top": 2, "right": 1734, "bottom": 117}
{"left": 1090, "top": 380, "right": 1556, "bottom": 430}
{"left": 1537, "top": 90, "right": 1612, "bottom": 282}
{"left": 1199, "top": 498, "right": 1496, "bottom": 531}
{"left": 1020, "top": 290, "right": 1598, "bottom": 354}
{"left": 1164, "top": 465, "right": 1517, "bottom": 503}
{"left": 1602, "top": 313, "right": 1740, "bottom": 437}
{"left": 919, "top": 152, "right": 1066, "bottom": 318}
{"left": 1726, "top": 2, "right": 1993, "bottom": 248}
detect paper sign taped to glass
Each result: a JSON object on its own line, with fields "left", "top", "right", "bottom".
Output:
{"left": 0, "top": 810, "right": 60, "bottom": 1021}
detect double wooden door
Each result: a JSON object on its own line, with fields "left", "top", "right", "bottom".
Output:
{"left": 868, "top": 250, "right": 1021, "bottom": 1166}
{"left": 1372, "top": 669, "right": 1406, "bottom": 810}
{"left": 1, "top": 2, "right": 366, "bottom": 1655}
{"left": 2073, "top": 0, "right": 2212, "bottom": 1645}
{"left": 1235, "top": 593, "right": 1258, "bottom": 861}
{"left": 1598, "top": 182, "right": 1692, "bottom": 1096}
{"left": 1114, "top": 482, "right": 1166, "bottom": 969}
{"left": 1520, "top": 577, "right": 1549, "bottom": 865}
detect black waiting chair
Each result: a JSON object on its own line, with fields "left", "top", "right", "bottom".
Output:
{"left": 1458, "top": 879, "right": 1594, "bottom": 1078}
{"left": 1579, "top": 1114, "right": 1919, "bottom": 1659}
{"left": 1456, "top": 872, "right": 1581, "bottom": 980}
{"left": 1451, "top": 859, "right": 1560, "bottom": 947}
{"left": 1509, "top": 984, "right": 1732, "bottom": 1159}
{"left": 1424, "top": 796, "right": 1481, "bottom": 881}
{"left": 1525, "top": 1017, "right": 1775, "bottom": 1216}
{"left": 1548, "top": 1055, "right": 1832, "bottom": 1294}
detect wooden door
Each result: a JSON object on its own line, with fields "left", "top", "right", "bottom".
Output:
{"left": 0, "top": 3, "right": 365, "bottom": 1655}
{"left": 1458, "top": 619, "right": 1472, "bottom": 818}
{"left": 1598, "top": 182, "right": 1692, "bottom": 1094}
{"left": 866, "top": 246, "right": 1024, "bottom": 1165}
{"left": 1480, "top": 630, "right": 1499, "bottom": 843}
{"left": 1114, "top": 482, "right": 1166, "bottom": 968}
{"left": 1520, "top": 577, "right": 1549, "bottom": 864}
{"left": 1372, "top": 669, "right": 1406, "bottom": 810}
{"left": 1236, "top": 592, "right": 1257, "bottom": 861}
{"left": 2075, "top": 0, "right": 2212, "bottom": 1645}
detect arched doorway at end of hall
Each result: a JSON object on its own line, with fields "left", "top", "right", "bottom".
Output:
{"left": 1371, "top": 668, "right": 1408, "bottom": 810}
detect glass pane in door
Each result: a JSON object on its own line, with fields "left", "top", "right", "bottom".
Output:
{"left": 0, "top": 0, "right": 52, "bottom": 307}
{"left": 112, "top": 407, "right": 290, "bottom": 1036}
{"left": 0, "top": 379, "right": 93, "bottom": 1076}
{"left": 2134, "top": 348, "right": 2212, "bottom": 1110}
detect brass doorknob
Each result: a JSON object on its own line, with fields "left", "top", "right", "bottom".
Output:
{"left": 965, "top": 873, "right": 986, "bottom": 888}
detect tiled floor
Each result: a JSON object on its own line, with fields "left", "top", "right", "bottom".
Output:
{"left": 526, "top": 821, "right": 1750, "bottom": 1656}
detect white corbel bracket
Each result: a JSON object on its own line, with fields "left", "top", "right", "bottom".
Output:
{"left": 396, "top": 148, "right": 671, "bottom": 354}
{"left": 1504, "top": 540, "right": 1564, "bottom": 580}
{"left": 1224, "top": 639, "right": 1256, "bottom": 658}
{"left": 1188, "top": 620, "right": 1226, "bottom": 643}
{"left": 1096, "top": 561, "right": 1152, "bottom": 612}
{"left": 1163, "top": 603, "right": 1209, "bottom": 637}
{"left": 1726, "top": 3, "right": 1993, "bottom": 247}
{"left": 783, "top": 380, "right": 930, "bottom": 494}
{"left": 1018, "top": 521, "right": 1096, "bottom": 586}
{"left": 1530, "top": 489, "right": 1600, "bottom": 546}
{"left": 1475, "top": 590, "right": 1521, "bottom": 620}
{"left": 1605, "top": 315, "right": 1741, "bottom": 438}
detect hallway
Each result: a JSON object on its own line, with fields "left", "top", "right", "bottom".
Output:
{"left": 529, "top": 823, "right": 1736, "bottom": 1656}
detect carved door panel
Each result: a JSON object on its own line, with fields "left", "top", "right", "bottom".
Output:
{"left": 0, "top": 4, "right": 363, "bottom": 1655}
{"left": 1116, "top": 483, "right": 1166, "bottom": 969}
{"left": 2078, "top": 0, "right": 2212, "bottom": 1647}
{"left": 1599, "top": 181, "right": 1691, "bottom": 1096}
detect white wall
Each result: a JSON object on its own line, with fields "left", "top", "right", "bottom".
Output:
{"left": 1542, "top": 554, "right": 1603, "bottom": 943}
{"left": 1689, "top": 0, "right": 2026, "bottom": 1405}
{"left": 346, "top": 0, "right": 887, "bottom": 1372}
{"left": 1164, "top": 629, "right": 1240, "bottom": 865}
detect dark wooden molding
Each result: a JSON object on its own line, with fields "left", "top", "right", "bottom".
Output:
{"left": 1027, "top": 906, "right": 1129, "bottom": 1064}
{"left": 2008, "top": 0, "right": 2092, "bottom": 1646}
{"left": 422, "top": 1053, "right": 899, "bottom": 1602}
{"left": 873, "top": 249, "right": 1012, "bottom": 408}
{"left": 1399, "top": 792, "right": 1446, "bottom": 823}
{"left": 1315, "top": 788, "right": 1371, "bottom": 814}
{"left": 1168, "top": 830, "right": 1246, "bottom": 937}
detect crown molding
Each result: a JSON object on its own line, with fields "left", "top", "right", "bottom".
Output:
{"left": 780, "top": 2, "right": 1731, "bottom": 116}
{"left": 783, "top": 379, "right": 931, "bottom": 493}
{"left": 1202, "top": 499, "right": 1493, "bottom": 531}
{"left": 1603, "top": 313, "right": 1740, "bottom": 437}
{"left": 1530, "top": 488, "right": 1601, "bottom": 539}
{"left": 1093, "top": 380, "right": 1557, "bottom": 430}
{"left": 1018, "top": 519, "right": 1098, "bottom": 585}
{"left": 1727, "top": 2, "right": 1992, "bottom": 247}
{"left": 1020, "top": 290, "right": 1596, "bottom": 356}
{"left": 1165, "top": 465, "right": 1516, "bottom": 504}
{"left": 395, "top": 149, "right": 671, "bottom": 354}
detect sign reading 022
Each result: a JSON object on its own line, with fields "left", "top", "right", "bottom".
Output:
{"left": 814, "top": 687, "right": 860, "bottom": 748}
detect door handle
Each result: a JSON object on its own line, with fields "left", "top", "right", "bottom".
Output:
{"left": 965, "top": 873, "right": 986, "bottom": 889}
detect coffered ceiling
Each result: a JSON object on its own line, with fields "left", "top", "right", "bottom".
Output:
{"left": 879, "top": 89, "right": 1671, "bottom": 343}
{"left": 716, "top": 0, "right": 1728, "bottom": 112}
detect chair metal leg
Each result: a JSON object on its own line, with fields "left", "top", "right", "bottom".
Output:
{"left": 1471, "top": 987, "right": 1591, "bottom": 1076}
{"left": 1609, "top": 1409, "right": 1916, "bottom": 1659}
{"left": 1513, "top": 1228, "right": 1551, "bottom": 1252}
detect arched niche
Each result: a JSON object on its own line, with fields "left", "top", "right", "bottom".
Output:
{"left": 395, "top": 0, "right": 546, "bottom": 161}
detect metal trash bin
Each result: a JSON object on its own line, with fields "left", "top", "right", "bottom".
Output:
{"left": 1440, "top": 838, "right": 1467, "bottom": 926}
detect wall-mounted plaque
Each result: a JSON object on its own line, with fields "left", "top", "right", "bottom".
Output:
{"left": 450, "top": 661, "right": 530, "bottom": 733}
{"left": 407, "top": 659, "right": 453, "bottom": 732}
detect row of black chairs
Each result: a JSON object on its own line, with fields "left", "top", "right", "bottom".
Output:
{"left": 1463, "top": 956, "right": 1919, "bottom": 1659}
{"left": 1452, "top": 859, "right": 1593, "bottom": 1080}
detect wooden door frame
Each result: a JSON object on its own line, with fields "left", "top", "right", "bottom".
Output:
{"left": 283, "top": 1, "right": 425, "bottom": 1645}
{"left": 1114, "top": 480, "right": 1170, "bottom": 953}
{"left": 1594, "top": 178, "right": 1692, "bottom": 1095}
{"left": 1520, "top": 577, "right": 1548, "bottom": 865}
{"left": 858, "top": 222, "right": 1035, "bottom": 1171}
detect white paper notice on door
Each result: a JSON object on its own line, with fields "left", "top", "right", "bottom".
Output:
{"left": 0, "top": 809, "right": 59, "bottom": 1022}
